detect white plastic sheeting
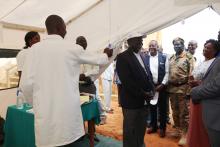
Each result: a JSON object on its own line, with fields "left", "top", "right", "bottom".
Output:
{"left": 0, "top": 0, "right": 100, "bottom": 28}
{"left": 213, "top": 2, "right": 220, "bottom": 13}
{"left": 0, "top": 0, "right": 219, "bottom": 76}
{"left": 66, "top": 0, "right": 211, "bottom": 53}
{"left": 0, "top": 0, "right": 219, "bottom": 50}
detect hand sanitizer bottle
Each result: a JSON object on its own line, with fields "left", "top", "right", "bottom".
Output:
{"left": 16, "top": 88, "right": 24, "bottom": 109}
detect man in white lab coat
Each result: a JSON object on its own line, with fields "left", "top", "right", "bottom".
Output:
{"left": 77, "top": 36, "right": 107, "bottom": 122}
{"left": 20, "top": 15, "right": 112, "bottom": 147}
{"left": 101, "top": 63, "right": 114, "bottom": 113}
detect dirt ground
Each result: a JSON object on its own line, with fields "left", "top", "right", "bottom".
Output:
{"left": 96, "top": 97, "right": 182, "bottom": 147}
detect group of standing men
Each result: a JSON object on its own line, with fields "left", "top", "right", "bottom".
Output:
{"left": 116, "top": 34, "right": 199, "bottom": 147}
{"left": 116, "top": 33, "right": 171, "bottom": 147}
{"left": 117, "top": 30, "right": 220, "bottom": 147}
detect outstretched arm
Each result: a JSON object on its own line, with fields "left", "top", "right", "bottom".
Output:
{"left": 191, "top": 72, "right": 220, "bottom": 101}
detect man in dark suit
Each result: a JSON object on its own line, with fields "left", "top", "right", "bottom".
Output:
{"left": 143, "top": 40, "right": 168, "bottom": 138}
{"left": 191, "top": 40, "right": 220, "bottom": 147}
{"left": 116, "top": 33, "right": 155, "bottom": 147}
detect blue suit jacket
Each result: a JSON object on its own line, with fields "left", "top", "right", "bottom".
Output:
{"left": 142, "top": 52, "right": 167, "bottom": 84}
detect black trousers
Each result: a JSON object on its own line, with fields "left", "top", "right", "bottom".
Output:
{"left": 207, "top": 127, "right": 220, "bottom": 147}
{"left": 58, "top": 142, "right": 76, "bottom": 147}
{"left": 122, "top": 107, "right": 148, "bottom": 147}
{"left": 117, "top": 84, "right": 122, "bottom": 106}
{"left": 57, "top": 135, "right": 87, "bottom": 147}
{"left": 149, "top": 90, "right": 167, "bottom": 130}
{"left": 79, "top": 83, "right": 96, "bottom": 94}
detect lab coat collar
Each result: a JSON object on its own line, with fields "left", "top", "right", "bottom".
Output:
{"left": 44, "top": 34, "right": 64, "bottom": 40}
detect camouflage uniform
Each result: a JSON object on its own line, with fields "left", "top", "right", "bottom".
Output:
{"left": 168, "top": 51, "right": 194, "bottom": 133}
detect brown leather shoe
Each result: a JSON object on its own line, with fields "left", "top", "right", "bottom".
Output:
{"left": 159, "top": 129, "right": 166, "bottom": 138}
{"left": 178, "top": 135, "right": 187, "bottom": 146}
{"left": 146, "top": 127, "right": 157, "bottom": 134}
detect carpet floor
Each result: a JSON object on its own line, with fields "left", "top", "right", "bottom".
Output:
{"left": 74, "top": 134, "right": 122, "bottom": 147}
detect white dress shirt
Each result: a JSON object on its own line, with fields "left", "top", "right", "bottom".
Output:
{"left": 149, "top": 53, "right": 169, "bottom": 85}
{"left": 192, "top": 58, "right": 215, "bottom": 80}
{"left": 149, "top": 53, "right": 169, "bottom": 105}
{"left": 101, "top": 63, "right": 114, "bottom": 81}
{"left": 150, "top": 54, "right": 159, "bottom": 84}
{"left": 20, "top": 35, "right": 109, "bottom": 147}
{"left": 193, "top": 52, "right": 205, "bottom": 68}
{"left": 133, "top": 52, "right": 148, "bottom": 75}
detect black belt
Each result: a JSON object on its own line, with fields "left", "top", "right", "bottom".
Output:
{"left": 170, "top": 81, "right": 188, "bottom": 87}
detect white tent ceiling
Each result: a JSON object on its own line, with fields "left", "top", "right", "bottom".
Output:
{"left": 0, "top": 0, "right": 220, "bottom": 51}
{"left": 0, "top": 0, "right": 219, "bottom": 89}
{"left": 0, "top": 0, "right": 100, "bottom": 28}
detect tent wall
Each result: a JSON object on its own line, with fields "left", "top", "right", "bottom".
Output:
{"left": 0, "top": 88, "right": 16, "bottom": 118}
{"left": 0, "top": 27, "right": 46, "bottom": 49}
{"left": 213, "top": 2, "right": 220, "bottom": 14}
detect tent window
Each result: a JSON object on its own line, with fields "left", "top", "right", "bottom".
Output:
{"left": 0, "top": 49, "right": 19, "bottom": 90}
{"left": 0, "top": 58, "right": 18, "bottom": 89}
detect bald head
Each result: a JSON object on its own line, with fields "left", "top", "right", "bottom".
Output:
{"left": 45, "top": 15, "right": 66, "bottom": 38}
{"left": 149, "top": 40, "right": 158, "bottom": 56}
{"left": 188, "top": 40, "right": 198, "bottom": 55}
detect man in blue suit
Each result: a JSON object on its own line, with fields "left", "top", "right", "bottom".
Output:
{"left": 143, "top": 40, "right": 169, "bottom": 137}
{"left": 116, "top": 33, "right": 155, "bottom": 147}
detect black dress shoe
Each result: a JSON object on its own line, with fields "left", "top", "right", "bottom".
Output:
{"left": 146, "top": 127, "right": 157, "bottom": 134}
{"left": 166, "top": 120, "right": 171, "bottom": 125}
{"left": 94, "top": 134, "right": 100, "bottom": 142}
{"left": 159, "top": 129, "right": 166, "bottom": 138}
{"left": 84, "top": 133, "right": 100, "bottom": 142}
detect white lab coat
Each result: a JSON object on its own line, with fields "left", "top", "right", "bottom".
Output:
{"left": 101, "top": 63, "right": 114, "bottom": 81}
{"left": 16, "top": 49, "right": 29, "bottom": 71}
{"left": 20, "top": 35, "right": 109, "bottom": 147}
{"left": 101, "top": 63, "right": 114, "bottom": 110}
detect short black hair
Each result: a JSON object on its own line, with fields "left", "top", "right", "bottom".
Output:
{"left": 205, "top": 39, "right": 220, "bottom": 56}
{"left": 23, "top": 31, "right": 39, "bottom": 49}
{"left": 76, "top": 36, "right": 87, "bottom": 49}
{"left": 45, "top": 15, "right": 64, "bottom": 34}
{"left": 172, "top": 37, "right": 184, "bottom": 45}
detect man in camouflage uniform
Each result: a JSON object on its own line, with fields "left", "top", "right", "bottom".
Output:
{"left": 168, "top": 37, "right": 194, "bottom": 146}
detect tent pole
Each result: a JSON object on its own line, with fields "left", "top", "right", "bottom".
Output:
{"left": 66, "top": 0, "right": 103, "bottom": 25}
{"left": 1, "top": 22, "right": 45, "bottom": 32}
